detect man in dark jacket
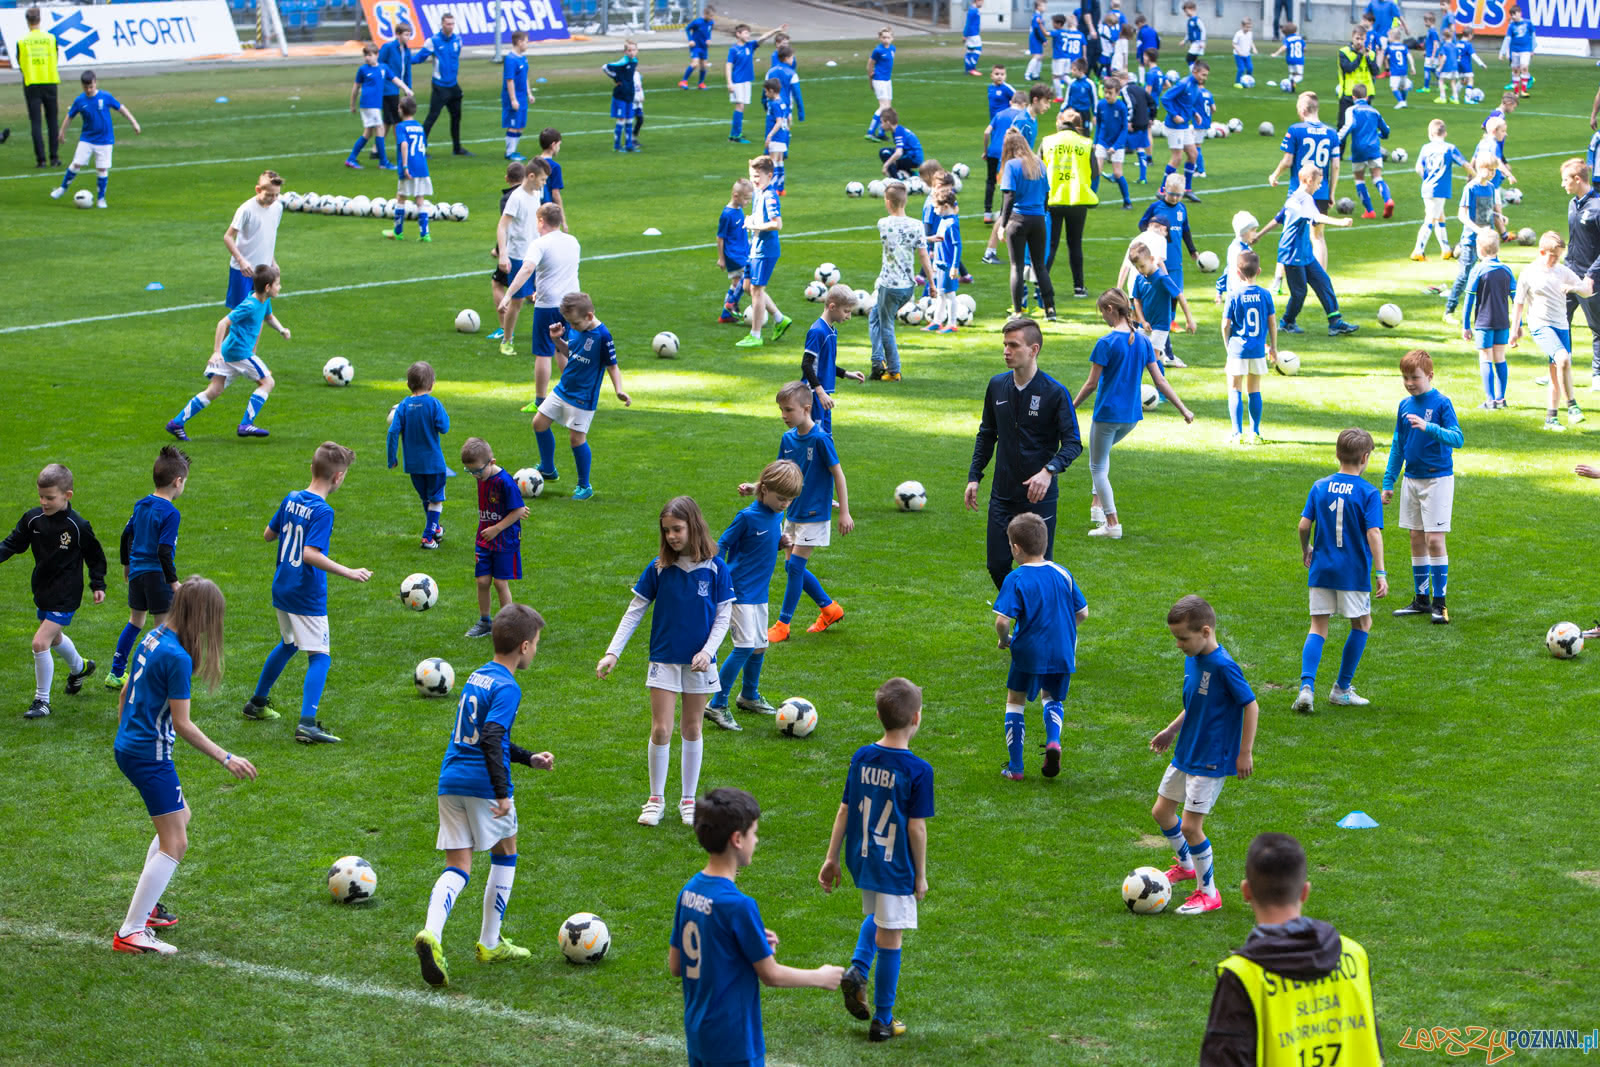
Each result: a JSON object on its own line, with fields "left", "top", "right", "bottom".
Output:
{"left": 1563, "top": 158, "right": 1600, "bottom": 387}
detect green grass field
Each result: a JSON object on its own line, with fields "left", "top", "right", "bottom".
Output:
{"left": 2, "top": 36, "right": 1597, "bottom": 1065}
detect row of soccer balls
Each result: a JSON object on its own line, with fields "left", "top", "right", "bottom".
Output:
{"left": 845, "top": 162, "right": 974, "bottom": 200}
{"left": 278, "top": 191, "right": 471, "bottom": 222}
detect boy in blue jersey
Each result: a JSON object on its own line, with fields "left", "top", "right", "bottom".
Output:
{"left": 1410, "top": 119, "right": 1468, "bottom": 260}
{"left": 502, "top": 32, "right": 531, "bottom": 160}
{"left": 1461, "top": 231, "right": 1517, "bottom": 409}
{"left": 926, "top": 191, "right": 963, "bottom": 331}
{"left": 51, "top": 70, "right": 140, "bottom": 208}
{"left": 963, "top": 0, "right": 985, "bottom": 74}
{"left": 413, "top": 603, "right": 552, "bottom": 987}
{"left": 1269, "top": 92, "right": 1341, "bottom": 266}
{"left": 347, "top": 46, "right": 403, "bottom": 171}
{"left": 387, "top": 360, "right": 451, "bottom": 549}
{"left": 680, "top": 4, "right": 716, "bottom": 89}
{"left": 1092, "top": 77, "right": 1132, "bottom": 208}
{"left": 820, "top": 677, "right": 932, "bottom": 1042}
{"left": 1420, "top": 11, "right": 1442, "bottom": 91}
{"left": 1122, "top": 69, "right": 1154, "bottom": 184}
{"left": 1065, "top": 59, "right": 1097, "bottom": 120}
{"left": 1135, "top": 16, "right": 1160, "bottom": 62}
{"left": 768, "top": 381, "right": 853, "bottom": 643}
{"left": 707, "top": 460, "right": 803, "bottom": 730}
{"left": 1268, "top": 22, "right": 1305, "bottom": 89}
{"left": 535, "top": 128, "right": 564, "bottom": 217}
{"left": 865, "top": 27, "right": 896, "bottom": 140}
{"left": 1, "top": 464, "right": 106, "bottom": 719}
{"left": 376, "top": 33, "right": 416, "bottom": 160}
{"left": 1293, "top": 428, "right": 1387, "bottom": 714}
{"left": 766, "top": 43, "right": 806, "bottom": 124}
{"left": 763, "top": 78, "right": 792, "bottom": 194}
{"left": 982, "top": 88, "right": 1027, "bottom": 226}
{"left": 1048, "top": 15, "right": 1070, "bottom": 100}
{"left": 878, "top": 108, "right": 923, "bottom": 180}
{"left": 166, "top": 264, "right": 289, "bottom": 442}
{"left": 725, "top": 22, "right": 784, "bottom": 144}
{"left": 1129, "top": 228, "right": 1196, "bottom": 366}
{"left": 737, "top": 156, "right": 793, "bottom": 349}
{"left": 1445, "top": 156, "right": 1504, "bottom": 317}
{"left": 1160, "top": 60, "right": 1208, "bottom": 199}
{"left": 1149, "top": 595, "right": 1258, "bottom": 916}
{"left": 388, "top": 98, "right": 434, "bottom": 241}
{"left": 717, "top": 178, "right": 754, "bottom": 324}
{"left": 602, "top": 41, "right": 639, "bottom": 153}
{"left": 461, "top": 437, "right": 528, "bottom": 638}
{"left": 1221, "top": 252, "right": 1277, "bottom": 444}
{"left": 1384, "top": 27, "right": 1413, "bottom": 107}
{"left": 994, "top": 513, "right": 1087, "bottom": 780}
{"left": 1183, "top": 0, "right": 1205, "bottom": 67}
{"left": 803, "top": 285, "right": 864, "bottom": 434}
{"left": 1503, "top": 1, "right": 1535, "bottom": 97}
{"left": 107, "top": 447, "right": 187, "bottom": 692}
{"left": 1336, "top": 85, "right": 1392, "bottom": 219}
{"left": 1456, "top": 28, "right": 1485, "bottom": 99}
{"left": 1383, "top": 350, "right": 1462, "bottom": 625}
{"left": 533, "top": 292, "right": 631, "bottom": 500}
{"left": 242, "top": 442, "right": 371, "bottom": 744}
{"left": 671, "top": 788, "right": 844, "bottom": 1060}
{"left": 1026, "top": 0, "right": 1048, "bottom": 81}
{"left": 1254, "top": 163, "right": 1357, "bottom": 336}
{"left": 1436, "top": 27, "right": 1460, "bottom": 103}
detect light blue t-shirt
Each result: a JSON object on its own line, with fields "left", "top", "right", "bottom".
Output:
{"left": 1089, "top": 328, "right": 1156, "bottom": 424}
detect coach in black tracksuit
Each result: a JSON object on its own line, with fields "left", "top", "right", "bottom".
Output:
{"left": 966, "top": 316, "right": 1082, "bottom": 590}
{"left": 1563, "top": 159, "right": 1600, "bottom": 382}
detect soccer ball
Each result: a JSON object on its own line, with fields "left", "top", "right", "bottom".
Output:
{"left": 559, "top": 912, "right": 611, "bottom": 963}
{"left": 1151, "top": 119, "right": 1167, "bottom": 138}
{"left": 350, "top": 194, "right": 371, "bottom": 217}
{"left": 1518, "top": 227, "right": 1537, "bottom": 246}
{"left": 1279, "top": 77, "right": 1294, "bottom": 92}
{"left": 1196, "top": 250, "right": 1220, "bottom": 272}
{"left": 775, "top": 697, "right": 818, "bottom": 737}
{"left": 1121, "top": 866, "right": 1171, "bottom": 914}
{"left": 1259, "top": 121, "right": 1275, "bottom": 136}
{"left": 1141, "top": 383, "right": 1159, "bottom": 409}
{"left": 951, "top": 175, "right": 964, "bottom": 193}
{"left": 867, "top": 179, "right": 887, "bottom": 198}
{"left": 805, "top": 280, "right": 828, "bottom": 302}
{"left": 1022, "top": 265, "right": 1036, "bottom": 284}
{"left": 951, "top": 162, "right": 970, "bottom": 179}
{"left": 333, "top": 195, "right": 353, "bottom": 216}
{"left": 282, "top": 192, "right": 302, "bottom": 211}
{"left": 1207, "top": 123, "right": 1226, "bottom": 139}
{"left": 322, "top": 357, "right": 354, "bottom": 386}
{"left": 1547, "top": 621, "right": 1584, "bottom": 659}
{"left": 72, "top": 189, "right": 94, "bottom": 209}
{"left": 953, "top": 299, "right": 973, "bottom": 325}
{"left": 1465, "top": 86, "right": 1485, "bottom": 104}
{"left": 455, "top": 308, "right": 480, "bottom": 333}
{"left": 900, "top": 302, "right": 925, "bottom": 325}
{"left": 907, "top": 176, "right": 926, "bottom": 195}
{"left": 1275, "top": 350, "right": 1301, "bottom": 376}
{"left": 653, "top": 330, "right": 680, "bottom": 358}
{"left": 514, "top": 467, "right": 546, "bottom": 499}
{"left": 845, "top": 180, "right": 865, "bottom": 197}
{"left": 1240, "top": 74, "right": 1255, "bottom": 88}
{"left": 319, "top": 197, "right": 338, "bottom": 216}
{"left": 328, "top": 856, "right": 377, "bottom": 903}
{"left": 1335, "top": 197, "right": 1355, "bottom": 215}
{"left": 453, "top": 203, "right": 470, "bottom": 221}
{"left": 302, "top": 192, "right": 320, "bottom": 211}
{"left": 404, "top": 201, "right": 419, "bottom": 221}
{"left": 433, "top": 201, "right": 452, "bottom": 219}
{"left": 894, "top": 480, "right": 927, "bottom": 511}
{"left": 917, "top": 294, "right": 937, "bottom": 317}
{"left": 956, "top": 293, "right": 977, "bottom": 317}
{"left": 1503, "top": 186, "right": 1524, "bottom": 205}
{"left": 1377, "top": 303, "right": 1403, "bottom": 328}
{"left": 1164, "top": 68, "right": 1179, "bottom": 83}
{"left": 369, "top": 197, "right": 388, "bottom": 218}
{"left": 414, "top": 657, "right": 454, "bottom": 698}
{"left": 815, "top": 262, "right": 841, "bottom": 285}
{"left": 399, "top": 572, "right": 438, "bottom": 611}
{"left": 1227, "top": 117, "right": 1244, "bottom": 133}
{"left": 1390, "top": 147, "right": 1409, "bottom": 164}
{"left": 853, "top": 289, "right": 876, "bottom": 314}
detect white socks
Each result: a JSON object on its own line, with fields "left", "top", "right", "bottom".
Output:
{"left": 425, "top": 867, "right": 468, "bottom": 939}
{"left": 120, "top": 850, "right": 179, "bottom": 937}
{"left": 505, "top": 135, "right": 520, "bottom": 156}
{"left": 479, "top": 857, "right": 517, "bottom": 949}
{"left": 680, "top": 738, "right": 704, "bottom": 800}
{"left": 1191, "top": 838, "right": 1215, "bottom": 896}
{"left": 34, "top": 650, "right": 52, "bottom": 702}
{"left": 56, "top": 634, "right": 83, "bottom": 673}
{"left": 647, "top": 741, "right": 670, "bottom": 798}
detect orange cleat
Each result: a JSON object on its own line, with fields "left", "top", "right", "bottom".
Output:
{"left": 1382, "top": 199, "right": 1394, "bottom": 218}
{"left": 806, "top": 602, "right": 845, "bottom": 633}
{"left": 767, "top": 620, "right": 791, "bottom": 643}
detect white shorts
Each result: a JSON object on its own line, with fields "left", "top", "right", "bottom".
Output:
{"left": 1094, "top": 143, "right": 1126, "bottom": 164}
{"left": 1351, "top": 156, "right": 1382, "bottom": 172}
{"left": 1051, "top": 58, "right": 1068, "bottom": 78}
{"left": 537, "top": 394, "right": 596, "bottom": 434}
{"left": 1422, "top": 196, "right": 1447, "bottom": 220}
{"left": 436, "top": 794, "right": 518, "bottom": 851}
{"left": 72, "top": 141, "right": 112, "bottom": 170}
{"left": 871, "top": 78, "right": 893, "bottom": 102}
{"left": 784, "top": 518, "right": 831, "bottom": 548}
{"left": 730, "top": 602, "right": 770, "bottom": 650}
{"left": 647, "top": 661, "right": 721, "bottom": 694}
{"left": 861, "top": 889, "right": 918, "bottom": 930}
{"left": 1148, "top": 327, "right": 1171, "bottom": 356}
{"left": 1225, "top": 354, "right": 1269, "bottom": 377}
{"left": 1391, "top": 76, "right": 1411, "bottom": 91}
{"left": 397, "top": 176, "right": 433, "bottom": 198}
{"left": 729, "top": 81, "right": 752, "bottom": 106}
{"left": 1439, "top": 70, "right": 1458, "bottom": 81}
{"left": 1511, "top": 51, "right": 1531, "bottom": 67}
{"left": 205, "top": 352, "right": 270, "bottom": 383}
{"left": 767, "top": 141, "right": 788, "bottom": 158}
{"left": 1166, "top": 128, "right": 1195, "bottom": 151}
{"left": 359, "top": 106, "right": 383, "bottom": 127}
{"left": 964, "top": 34, "right": 983, "bottom": 48}
{"left": 276, "top": 609, "right": 330, "bottom": 654}
{"left": 1287, "top": 63, "right": 1304, "bottom": 77}
{"left": 1158, "top": 763, "right": 1227, "bottom": 814}
{"left": 1309, "top": 587, "right": 1373, "bottom": 618}
{"left": 1399, "top": 475, "right": 1452, "bottom": 532}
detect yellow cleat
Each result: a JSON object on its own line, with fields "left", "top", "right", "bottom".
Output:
{"left": 1410, "top": 252, "right": 1427, "bottom": 262}
{"left": 414, "top": 929, "right": 449, "bottom": 987}
{"left": 476, "top": 936, "right": 531, "bottom": 964}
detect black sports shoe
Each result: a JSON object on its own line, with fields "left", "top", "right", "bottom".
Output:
{"left": 1392, "top": 597, "right": 1430, "bottom": 617}
{"left": 1042, "top": 743, "right": 1061, "bottom": 778}
{"left": 1182, "top": 191, "right": 1201, "bottom": 203}
{"left": 869, "top": 1017, "right": 907, "bottom": 1042}
{"left": 1431, "top": 600, "right": 1450, "bottom": 625}
{"left": 452, "top": 148, "right": 476, "bottom": 157}
{"left": 147, "top": 901, "right": 179, "bottom": 928}
{"left": 241, "top": 695, "right": 280, "bottom": 720}
{"left": 64, "top": 658, "right": 96, "bottom": 695}
{"left": 295, "top": 720, "right": 342, "bottom": 744}
{"left": 840, "top": 965, "right": 871, "bottom": 1020}
{"left": 464, "top": 619, "right": 493, "bottom": 638}
{"left": 869, "top": 365, "right": 886, "bottom": 381}
{"left": 24, "top": 698, "right": 50, "bottom": 719}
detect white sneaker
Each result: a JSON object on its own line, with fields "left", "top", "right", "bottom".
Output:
{"left": 97, "top": 198, "right": 108, "bottom": 209}
{"left": 1592, "top": 374, "right": 1600, "bottom": 391}
{"left": 679, "top": 798, "right": 696, "bottom": 826}
{"left": 1228, "top": 432, "right": 1242, "bottom": 446}
{"left": 49, "top": 186, "right": 64, "bottom": 199}
{"left": 1291, "top": 685, "right": 1314, "bottom": 713}
{"left": 112, "top": 927, "right": 177, "bottom": 955}
{"left": 1086, "top": 523, "right": 1122, "bottom": 539}
{"left": 637, "top": 796, "right": 665, "bottom": 826}
{"left": 1543, "top": 418, "right": 1566, "bottom": 432}
{"left": 1328, "top": 686, "right": 1370, "bottom": 707}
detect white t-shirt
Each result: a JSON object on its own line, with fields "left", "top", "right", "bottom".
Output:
{"left": 1518, "top": 260, "right": 1582, "bottom": 330}
{"left": 1232, "top": 30, "right": 1253, "bottom": 56}
{"left": 526, "top": 229, "right": 582, "bottom": 309}
{"left": 227, "top": 197, "right": 283, "bottom": 271}
{"left": 501, "top": 186, "right": 541, "bottom": 261}
{"left": 876, "top": 214, "right": 924, "bottom": 290}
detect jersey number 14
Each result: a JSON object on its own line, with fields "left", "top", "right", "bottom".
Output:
{"left": 859, "top": 797, "right": 898, "bottom": 861}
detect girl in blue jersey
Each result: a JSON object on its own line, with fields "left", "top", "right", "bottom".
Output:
{"left": 112, "top": 577, "right": 257, "bottom": 955}
{"left": 597, "top": 497, "right": 734, "bottom": 829}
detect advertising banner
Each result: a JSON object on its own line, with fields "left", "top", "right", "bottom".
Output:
{"left": 360, "top": 0, "right": 569, "bottom": 49}
{"left": 0, "top": 1, "right": 242, "bottom": 65}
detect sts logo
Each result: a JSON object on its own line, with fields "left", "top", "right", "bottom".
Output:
{"left": 362, "top": 0, "right": 423, "bottom": 45}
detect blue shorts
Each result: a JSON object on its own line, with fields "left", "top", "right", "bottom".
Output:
{"left": 36, "top": 608, "right": 74, "bottom": 626}
{"left": 225, "top": 267, "right": 254, "bottom": 309}
{"left": 116, "top": 749, "right": 186, "bottom": 818}
{"left": 1006, "top": 663, "right": 1070, "bottom": 702}
{"left": 689, "top": 45, "right": 708, "bottom": 60}
{"left": 505, "top": 257, "right": 536, "bottom": 301}
{"left": 1474, "top": 326, "right": 1510, "bottom": 348}
{"left": 475, "top": 545, "right": 523, "bottom": 580}
{"left": 747, "top": 254, "right": 779, "bottom": 287}
{"left": 128, "top": 570, "right": 175, "bottom": 615}
{"left": 1120, "top": 130, "right": 1151, "bottom": 152}
{"left": 1532, "top": 325, "right": 1573, "bottom": 362}
{"left": 502, "top": 101, "right": 528, "bottom": 130}
{"left": 530, "top": 305, "right": 566, "bottom": 358}
{"left": 410, "top": 472, "right": 447, "bottom": 504}
{"left": 724, "top": 258, "right": 748, "bottom": 276}
{"left": 935, "top": 268, "right": 959, "bottom": 292}
{"left": 610, "top": 98, "right": 634, "bottom": 120}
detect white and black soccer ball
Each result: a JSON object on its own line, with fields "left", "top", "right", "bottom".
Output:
{"left": 455, "top": 308, "right": 480, "bottom": 333}
{"left": 775, "top": 697, "right": 818, "bottom": 737}
{"left": 653, "top": 330, "right": 680, "bottom": 358}
{"left": 1259, "top": 120, "right": 1276, "bottom": 136}
{"left": 350, "top": 194, "right": 371, "bottom": 217}
{"left": 1390, "top": 147, "right": 1408, "bottom": 164}
{"left": 867, "top": 178, "right": 887, "bottom": 198}
{"left": 1335, "top": 197, "right": 1355, "bottom": 215}
{"left": 917, "top": 294, "right": 937, "bottom": 318}
{"left": 72, "top": 189, "right": 94, "bottom": 209}
{"left": 319, "top": 197, "right": 338, "bottom": 216}
{"left": 1141, "top": 383, "right": 1159, "bottom": 409}
{"left": 1278, "top": 78, "right": 1293, "bottom": 92}
{"left": 1503, "top": 186, "right": 1524, "bottom": 205}
{"left": 853, "top": 288, "right": 876, "bottom": 314}
{"left": 956, "top": 293, "right": 977, "bottom": 318}
{"left": 1121, "top": 866, "right": 1171, "bottom": 914}
{"left": 414, "top": 657, "right": 454, "bottom": 697}
{"left": 301, "top": 192, "right": 321, "bottom": 212}
{"left": 1196, "top": 250, "right": 1220, "bottom": 273}
{"left": 1227, "top": 117, "right": 1244, "bottom": 133}
{"left": 1465, "top": 86, "right": 1485, "bottom": 104}
{"left": 399, "top": 572, "right": 438, "bottom": 611}
{"left": 404, "top": 200, "right": 419, "bottom": 221}
{"left": 907, "top": 175, "right": 926, "bottom": 195}
{"left": 814, "top": 262, "right": 841, "bottom": 285}
{"left": 1151, "top": 119, "right": 1167, "bottom": 138}
{"left": 432, "top": 200, "right": 453, "bottom": 219}
{"left": 369, "top": 196, "right": 389, "bottom": 218}
{"left": 951, "top": 162, "right": 970, "bottom": 179}
{"left": 894, "top": 480, "right": 927, "bottom": 511}
{"left": 558, "top": 912, "right": 611, "bottom": 963}
{"left": 322, "top": 356, "right": 354, "bottom": 386}
{"left": 1240, "top": 74, "right": 1255, "bottom": 88}
{"left": 1547, "top": 621, "right": 1584, "bottom": 659}
{"left": 513, "top": 467, "right": 545, "bottom": 499}
{"left": 804, "top": 279, "right": 827, "bottom": 302}
{"left": 328, "top": 856, "right": 377, "bottom": 903}
{"left": 334, "top": 195, "right": 354, "bottom": 216}
{"left": 1518, "top": 227, "right": 1537, "bottom": 246}
{"left": 1164, "top": 68, "right": 1179, "bottom": 83}
{"left": 451, "top": 203, "right": 469, "bottom": 221}
{"left": 282, "top": 191, "right": 302, "bottom": 212}
{"left": 1275, "top": 350, "right": 1301, "bottom": 376}
{"left": 1377, "top": 303, "right": 1403, "bottom": 328}
{"left": 952, "top": 299, "right": 974, "bottom": 326}
{"left": 900, "top": 302, "right": 925, "bottom": 326}
{"left": 845, "top": 180, "right": 865, "bottom": 198}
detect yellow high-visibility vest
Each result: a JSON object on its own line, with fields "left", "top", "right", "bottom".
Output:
{"left": 1038, "top": 130, "right": 1098, "bottom": 207}
{"left": 1337, "top": 48, "right": 1376, "bottom": 99}
{"left": 1217, "top": 934, "right": 1384, "bottom": 1067}
{"left": 16, "top": 29, "right": 61, "bottom": 87}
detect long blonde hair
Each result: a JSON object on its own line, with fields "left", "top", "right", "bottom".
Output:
{"left": 1000, "top": 129, "right": 1043, "bottom": 181}
{"left": 167, "top": 576, "right": 226, "bottom": 690}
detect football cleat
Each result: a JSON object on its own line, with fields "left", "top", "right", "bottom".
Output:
{"left": 476, "top": 936, "right": 531, "bottom": 964}
{"left": 869, "top": 1017, "right": 908, "bottom": 1042}
{"left": 1291, "top": 686, "right": 1314, "bottom": 714}
{"left": 294, "top": 720, "right": 342, "bottom": 744}
{"left": 1042, "top": 742, "right": 1061, "bottom": 778}
{"left": 104, "top": 670, "right": 125, "bottom": 691}
{"left": 420, "top": 537, "right": 440, "bottom": 549}
{"left": 486, "top": 328, "right": 505, "bottom": 341}
{"left": 1392, "top": 597, "right": 1431, "bottom": 617}
{"left": 1361, "top": 210, "right": 1376, "bottom": 220}
{"left": 1383, "top": 200, "right": 1394, "bottom": 218}
{"left": 883, "top": 372, "right": 902, "bottom": 381}
{"left": 1431, "top": 604, "right": 1450, "bottom": 625}
{"left": 236, "top": 424, "right": 269, "bottom": 438}
{"left": 65, "top": 658, "right": 96, "bottom": 696}
{"left": 772, "top": 315, "right": 794, "bottom": 341}
{"left": 24, "top": 698, "right": 50, "bottom": 719}
{"left": 1176, "top": 889, "right": 1223, "bottom": 915}
{"left": 807, "top": 602, "right": 844, "bottom": 633}
{"left": 113, "top": 928, "right": 176, "bottom": 955}
{"left": 840, "top": 965, "right": 872, "bottom": 1020}
{"left": 147, "top": 901, "right": 178, "bottom": 928}
{"left": 1328, "top": 320, "right": 1360, "bottom": 336}
{"left": 571, "top": 485, "right": 595, "bottom": 501}
{"left": 414, "top": 929, "right": 449, "bottom": 986}
{"left": 1000, "top": 765, "right": 1025, "bottom": 781}
{"left": 241, "top": 696, "right": 280, "bottom": 720}
{"left": 766, "top": 620, "right": 791, "bottom": 643}
{"left": 464, "top": 619, "right": 493, "bottom": 638}
{"left": 638, "top": 796, "right": 665, "bottom": 826}
{"left": 734, "top": 334, "right": 764, "bottom": 348}
{"left": 1328, "top": 686, "right": 1370, "bottom": 707}
{"left": 1410, "top": 252, "right": 1427, "bottom": 261}
{"left": 49, "top": 186, "right": 64, "bottom": 199}
{"left": 164, "top": 420, "right": 190, "bottom": 442}
{"left": 499, "top": 341, "right": 516, "bottom": 356}
{"left": 736, "top": 694, "right": 777, "bottom": 715}
{"left": 1163, "top": 861, "right": 1197, "bottom": 884}
{"left": 703, "top": 704, "right": 742, "bottom": 731}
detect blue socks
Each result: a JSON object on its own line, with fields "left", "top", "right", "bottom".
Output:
{"left": 730, "top": 109, "right": 743, "bottom": 139}
{"left": 301, "top": 651, "right": 330, "bottom": 724}
{"left": 1043, "top": 698, "right": 1063, "bottom": 747}
{"left": 254, "top": 640, "right": 297, "bottom": 701}
{"left": 423, "top": 503, "right": 441, "bottom": 541}
{"left": 59, "top": 168, "right": 77, "bottom": 190}
{"left": 868, "top": 112, "right": 883, "bottom": 138}
{"left": 112, "top": 622, "right": 141, "bottom": 676}
{"left": 1004, "top": 705, "right": 1025, "bottom": 774}
{"left": 1137, "top": 151, "right": 1149, "bottom": 182}
{"left": 1195, "top": 148, "right": 1206, "bottom": 174}
{"left": 742, "top": 651, "right": 764, "bottom": 699}
{"left": 1228, "top": 390, "right": 1244, "bottom": 434}
{"left": 96, "top": 175, "right": 108, "bottom": 200}
{"left": 1430, "top": 556, "right": 1448, "bottom": 599}
{"left": 1161, "top": 820, "right": 1192, "bottom": 865}
{"left": 873, "top": 948, "right": 901, "bottom": 1026}
{"left": 176, "top": 392, "right": 209, "bottom": 425}
{"left": 1115, "top": 174, "right": 1130, "bottom": 204}
{"left": 802, "top": 564, "right": 829, "bottom": 607}
{"left": 1183, "top": 161, "right": 1195, "bottom": 191}
{"left": 1336, "top": 628, "right": 1369, "bottom": 689}
{"left": 1377, "top": 178, "right": 1392, "bottom": 203}
{"left": 1248, "top": 391, "right": 1262, "bottom": 434}
{"left": 1357, "top": 181, "right": 1374, "bottom": 213}
{"left": 1480, "top": 359, "right": 1495, "bottom": 403}
{"left": 348, "top": 135, "right": 367, "bottom": 163}
{"left": 375, "top": 136, "right": 389, "bottom": 166}
{"left": 1494, "top": 361, "right": 1508, "bottom": 401}
{"left": 1299, "top": 631, "right": 1326, "bottom": 688}
{"left": 535, "top": 408, "right": 557, "bottom": 475}
{"left": 779, "top": 554, "right": 808, "bottom": 623}
{"left": 851, "top": 915, "right": 878, "bottom": 973}
{"left": 1411, "top": 556, "right": 1430, "bottom": 598}
{"left": 242, "top": 388, "right": 268, "bottom": 427}
{"left": 773, "top": 160, "right": 785, "bottom": 192}
{"left": 964, "top": 48, "right": 981, "bottom": 72}
{"left": 683, "top": 64, "right": 695, "bottom": 82}
{"left": 393, "top": 202, "right": 405, "bottom": 235}
{"left": 573, "top": 441, "right": 592, "bottom": 489}
{"left": 419, "top": 209, "right": 430, "bottom": 238}
{"left": 714, "top": 646, "right": 752, "bottom": 708}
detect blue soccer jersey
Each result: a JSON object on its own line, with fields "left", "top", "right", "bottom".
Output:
{"left": 1133, "top": 269, "right": 1179, "bottom": 330}
{"left": 964, "top": 5, "right": 981, "bottom": 36}
{"left": 717, "top": 204, "right": 750, "bottom": 265}
{"left": 1193, "top": 86, "right": 1215, "bottom": 131}
{"left": 841, "top": 743, "right": 935, "bottom": 895}
{"left": 1506, "top": 17, "right": 1536, "bottom": 51}
{"left": 552, "top": 322, "right": 618, "bottom": 412}
{"left": 726, "top": 41, "right": 760, "bottom": 84}
{"left": 1170, "top": 646, "right": 1255, "bottom": 777}
{"left": 686, "top": 16, "right": 714, "bottom": 50}
{"left": 1385, "top": 40, "right": 1409, "bottom": 77}
{"left": 765, "top": 62, "right": 801, "bottom": 114}
{"left": 1049, "top": 26, "right": 1066, "bottom": 59}
{"left": 1383, "top": 388, "right": 1461, "bottom": 488}
{"left": 1094, "top": 98, "right": 1128, "bottom": 148}
{"left": 113, "top": 627, "right": 190, "bottom": 762}
{"left": 1456, "top": 40, "right": 1476, "bottom": 73}
{"left": 603, "top": 55, "right": 637, "bottom": 102}
{"left": 378, "top": 40, "right": 413, "bottom": 97}
{"left": 632, "top": 556, "right": 734, "bottom": 664}
{"left": 1303, "top": 473, "right": 1383, "bottom": 592}
{"left": 503, "top": 53, "right": 529, "bottom": 101}
{"left": 387, "top": 394, "right": 450, "bottom": 474}
{"left": 671, "top": 872, "right": 771, "bottom": 1066}
{"left": 933, "top": 214, "right": 961, "bottom": 271}
{"left": 718, "top": 500, "right": 784, "bottom": 605}
{"left": 1138, "top": 198, "right": 1189, "bottom": 280}
{"left": 1339, "top": 102, "right": 1389, "bottom": 163}
{"left": 870, "top": 42, "right": 895, "bottom": 79}
{"left": 1186, "top": 14, "right": 1205, "bottom": 44}
{"left": 1462, "top": 259, "right": 1515, "bottom": 330}
{"left": 1089, "top": 327, "right": 1156, "bottom": 424}
{"left": 69, "top": 91, "right": 121, "bottom": 145}
{"left": 778, "top": 425, "right": 840, "bottom": 524}
{"left": 355, "top": 64, "right": 386, "bottom": 109}
{"left": 540, "top": 157, "right": 564, "bottom": 204}
{"left": 436, "top": 661, "right": 522, "bottom": 799}
{"left": 764, "top": 96, "right": 792, "bottom": 146}
{"left": 803, "top": 317, "right": 839, "bottom": 412}
{"left": 476, "top": 468, "right": 524, "bottom": 552}
{"left": 1424, "top": 27, "right": 1441, "bottom": 59}
{"left": 268, "top": 489, "right": 334, "bottom": 616}
{"left": 750, "top": 187, "right": 781, "bottom": 261}
{"left": 1284, "top": 34, "right": 1306, "bottom": 64}
{"left": 396, "top": 119, "right": 429, "bottom": 178}
{"left": 891, "top": 124, "right": 923, "bottom": 162}
{"left": 1067, "top": 76, "right": 1096, "bottom": 118}
{"left": 1416, "top": 140, "right": 1468, "bottom": 199}
{"left": 987, "top": 81, "right": 1016, "bottom": 118}
{"left": 1280, "top": 121, "right": 1339, "bottom": 200}
{"left": 1065, "top": 29, "right": 1086, "bottom": 62}
{"left": 987, "top": 105, "right": 1023, "bottom": 158}
{"left": 1274, "top": 189, "right": 1320, "bottom": 266}
{"left": 125, "top": 495, "right": 179, "bottom": 579}
{"left": 1225, "top": 285, "right": 1275, "bottom": 357}
{"left": 1437, "top": 39, "right": 1458, "bottom": 72}
{"left": 995, "top": 560, "right": 1086, "bottom": 674}
{"left": 220, "top": 295, "right": 271, "bottom": 362}
{"left": 1029, "top": 11, "right": 1046, "bottom": 53}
